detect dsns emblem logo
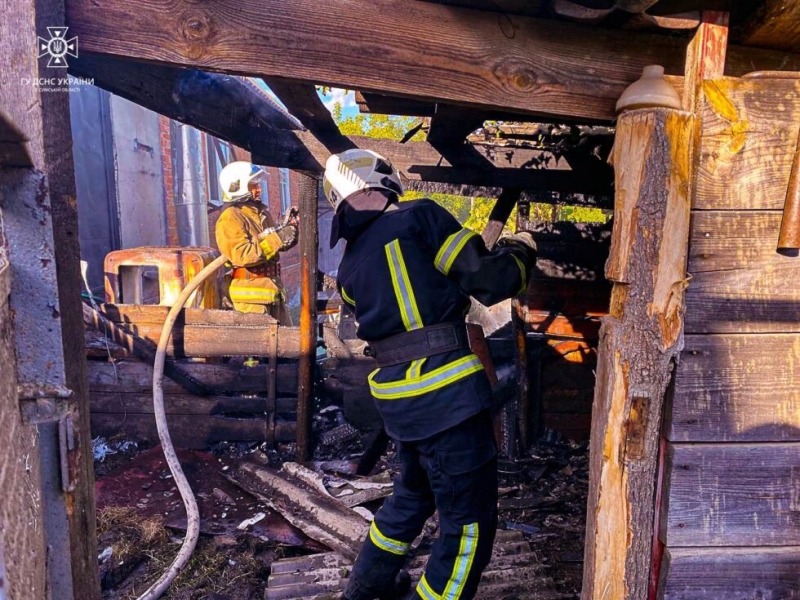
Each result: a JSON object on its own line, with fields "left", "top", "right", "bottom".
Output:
{"left": 38, "top": 27, "right": 78, "bottom": 68}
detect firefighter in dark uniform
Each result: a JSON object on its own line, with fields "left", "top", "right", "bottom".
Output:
{"left": 323, "top": 149, "right": 538, "bottom": 600}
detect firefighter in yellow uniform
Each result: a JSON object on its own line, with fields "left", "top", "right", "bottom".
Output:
{"left": 215, "top": 161, "right": 298, "bottom": 324}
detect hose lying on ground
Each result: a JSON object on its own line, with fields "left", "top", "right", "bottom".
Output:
{"left": 139, "top": 224, "right": 286, "bottom": 600}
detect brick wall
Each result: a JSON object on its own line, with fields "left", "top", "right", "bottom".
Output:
{"left": 158, "top": 116, "right": 179, "bottom": 246}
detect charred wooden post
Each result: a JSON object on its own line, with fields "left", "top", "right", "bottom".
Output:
{"left": 296, "top": 174, "right": 319, "bottom": 462}
{"left": 482, "top": 189, "right": 521, "bottom": 250}
{"left": 582, "top": 108, "right": 696, "bottom": 600}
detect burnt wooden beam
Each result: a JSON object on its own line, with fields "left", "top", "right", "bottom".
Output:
{"left": 71, "top": 55, "right": 612, "bottom": 194}
{"left": 481, "top": 189, "right": 521, "bottom": 249}
{"left": 427, "top": 105, "right": 485, "bottom": 148}
{"left": 295, "top": 174, "right": 319, "bottom": 462}
{"left": 740, "top": 0, "right": 800, "bottom": 53}
{"left": 64, "top": 0, "right": 800, "bottom": 122}
{"left": 98, "top": 304, "right": 301, "bottom": 358}
{"left": 582, "top": 108, "right": 696, "bottom": 600}
{"left": 264, "top": 78, "right": 355, "bottom": 153}
{"left": 355, "top": 92, "right": 435, "bottom": 117}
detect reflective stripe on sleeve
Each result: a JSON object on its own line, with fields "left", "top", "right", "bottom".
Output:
{"left": 385, "top": 240, "right": 424, "bottom": 331}
{"left": 368, "top": 354, "right": 483, "bottom": 400}
{"left": 340, "top": 286, "right": 356, "bottom": 307}
{"left": 434, "top": 229, "right": 477, "bottom": 276}
{"left": 369, "top": 522, "right": 411, "bottom": 556}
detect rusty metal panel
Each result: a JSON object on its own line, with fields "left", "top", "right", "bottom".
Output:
{"left": 108, "top": 95, "right": 167, "bottom": 248}
{"left": 69, "top": 82, "right": 119, "bottom": 291}
{"left": 104, "top": 246, "right": 223, "bottom": 308}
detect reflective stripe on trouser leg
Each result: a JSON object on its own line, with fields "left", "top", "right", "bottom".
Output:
{"left": 413, "top": 413, "right": 498, "bottom": 600}
{"left": 346, "top": 441, "right": 436, "bottom": 600}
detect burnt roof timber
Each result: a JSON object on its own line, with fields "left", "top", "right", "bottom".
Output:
{"left": 262, "top": 78, "right": 356, "bottom": 154}
{"left": 64, "top": 0, "right": 800, "bottom": 122}
{"left": 740, "top": 0, "right": 800, "bottom": 53}
{"left": 427, "top": 105, "right": 487, "bottom": 148}
{"left": 69, "top": 54, "right": 612, "bottom": 197}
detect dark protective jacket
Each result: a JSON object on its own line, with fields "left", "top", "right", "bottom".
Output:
{"left": 336, "top": 194, "right": 533, "bottom": 441}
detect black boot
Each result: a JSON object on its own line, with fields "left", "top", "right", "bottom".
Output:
{"left": 344, "top": 569, "right": 411, "bottom": 600}
{"left": 379, "top": 570, "right": 411, "bottom": 600}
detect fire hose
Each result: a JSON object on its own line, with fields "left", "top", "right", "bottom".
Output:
{"left": 138, "top": 221, "right": 291, "bottom": 600}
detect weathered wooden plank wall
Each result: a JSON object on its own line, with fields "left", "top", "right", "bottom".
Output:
{"left": 87, "top": 359, "right": 300, "bottom": 450}
{"left": 659, "top": 74, "right": 800, "bottom": 598}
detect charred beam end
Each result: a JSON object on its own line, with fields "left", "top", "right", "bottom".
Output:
{"left": 427, "top": 104, "right": 486, "bottom": 148}
{"left": 482, "top": 189, "right": 522, "bottom": 249}
{"left": 264, "top": 78, "right": 356, "bottom": 154}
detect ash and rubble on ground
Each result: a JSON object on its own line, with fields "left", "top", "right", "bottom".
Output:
{"left": 93, "top": 399, "right": 588, "bottom": 600}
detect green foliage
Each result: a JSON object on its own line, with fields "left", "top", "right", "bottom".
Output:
{"left": 329, "top": 99, "right": 610, "bottom": 229}
{"left": 333, "top": 103, "right": 425, "bottom": 141}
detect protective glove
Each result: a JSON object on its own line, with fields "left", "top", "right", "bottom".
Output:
{"left": 281, "top": 206, "right": 299, "bottom": 228}
{"left": 498, "top": 230, "right": 537, "bottom": 262}
{"left": 277, "top": 224, "right": 298, "bottom": 250}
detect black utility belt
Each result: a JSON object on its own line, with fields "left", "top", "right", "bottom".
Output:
{"left": 366, "top": 322, "right": 470, "bottom": 367}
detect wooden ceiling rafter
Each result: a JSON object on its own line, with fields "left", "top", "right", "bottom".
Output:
{"left": 65, "top": 0, "right": 800, "bottom": 123}
{"left": 740, "top": 0, "right": 800, "bottom": 53}
{"left": 262, "top": 78, "right": 356, "bottom": 154}
{"left": 69, "top": 55, "right": 613, "bottom": 198}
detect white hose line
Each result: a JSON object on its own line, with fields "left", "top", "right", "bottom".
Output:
{"left": 137, "top": 253, "right": 227, "bottom": 600}
{"left": 139, "top": 224, "right": 283, "bottom": 600}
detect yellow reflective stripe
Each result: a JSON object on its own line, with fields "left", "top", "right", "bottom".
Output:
{"left": 416, "top": 574, "right": 442, "bottom": 600}
{"left": 434, "top": 229, "right": 477, "bottom": 276}
{"left": 512, "top": 254, "right": 527, "bottom": 294}
{"left": 406, "top": 358, "right": 426, "bottom": 379}
{"left": 229, "top": 288, "right": 281, "bottom": 302}
{"left": 368, "top": 355, "right": 483, "bottom": 400}
{"left": 368, "top": 522, "right": 410, "bottom": 556}
{"left": 340, "top": 286, "right": 356, "bottom": 307}
{"left": 442, "top": 523, "right": 479, "bottom": 599}
{"left": 385, "top": 240, "right": 423, "bottom": 331}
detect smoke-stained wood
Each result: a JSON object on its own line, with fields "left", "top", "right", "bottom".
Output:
{"left": 685, "top": 210, "right": 800, "bottom": 333}
{"left": 90, "top": 414, "right": 296, "bottom": 450}
{"left": 668, "top": 333, "right": 800, "bottom": 442}
{"left": 65, "top": 0, "right": 800, "bottom": 121}
{"left": 695, "top": 77, "right": 800, "bottom": 210}
{"left": 582, "top": 108, "right": 695, "bottom": 600}
{"left": 660, "top": 442, "right": 800, "bottom": 546}
{"left": 740, "top": 0, "right": 800, "bottom": 53}
{"left": 70, "top": 55, "right": 610, "bottom": 195}
{"left": 264, "top": 78, "right": 355, "bottom": 153}
{"left": 657, "top": 547, "right": 800, "bottom": 600}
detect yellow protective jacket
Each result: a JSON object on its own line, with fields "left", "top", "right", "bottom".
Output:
{"left": 215, "top": 202, "right": 286, "bottom": 312}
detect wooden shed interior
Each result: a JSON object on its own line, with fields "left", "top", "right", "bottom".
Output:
{"left": 1, "top": 1, "right": 799, "bottom": 599}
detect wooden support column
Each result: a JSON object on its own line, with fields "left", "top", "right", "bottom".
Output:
{"left": 682, "top": 11, "right": 730, "bottom": 113}
{"left": 296, "top": 174, "right": 319, "bottom": 462}
{"left": 581, "top": 108, "right": 696, "bottom": 600}
{"left": 2, "top": 0, "right": 99, "bottom": 598}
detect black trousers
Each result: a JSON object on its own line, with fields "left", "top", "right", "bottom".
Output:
{"left": 345, "top": 410, "right": 498, "bottom": 600}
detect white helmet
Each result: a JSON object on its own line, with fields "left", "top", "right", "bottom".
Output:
{"left": 323, "top": 149, "right": 404, "bottom": 211}
{"left": 219, "top": 161, "right": 265, "bottom": 202}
